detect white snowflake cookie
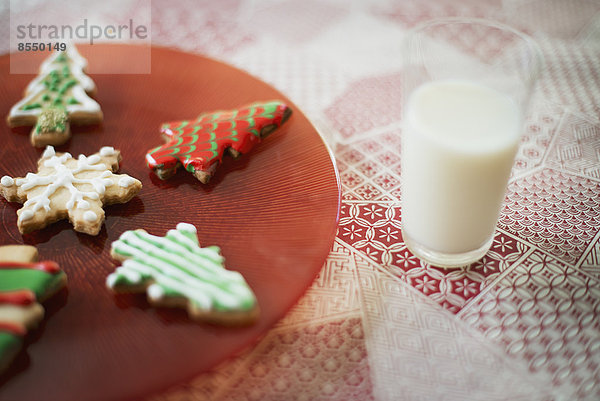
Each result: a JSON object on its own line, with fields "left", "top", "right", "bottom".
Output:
{"left": 0, "top": 146, "right": 142, "bottom": 235}
{"left": 6, "top": 46, "right": 102, "bottom": 147}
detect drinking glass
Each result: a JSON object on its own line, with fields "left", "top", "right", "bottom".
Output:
{"left": 401, "top": 18, "right": 542, "bottom": 267}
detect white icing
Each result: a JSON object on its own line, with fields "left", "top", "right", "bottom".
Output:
{"left": 83, "top": 210, "right": 97, "bottom": 222}
{"left": 42, "top": 146, "right": 56, "bottom": 159}
{"left": 106, "top": 273, "right": 118, "bottom": 288}
{"left": 114, "top": 255, "right": 214, "bottom": 309}
{"left": 1, "top": 176, "right": 14, "bottom": 186}
{"left": 9, "top": 46, "right": 100, "bottom": 121}
{"left": 176, "top": 222, "right": 197, "bottom": 233}
{"left": 14, "top": 147, "right": 136, "bottom": 218}
{"left": 86, "top": 154, "right": 101, "bottom": 164}
{"left": 20, "top": 210, "right": 34, "bottom": 221}
{"left": 118, "top": 176, "right": 136, "bottom": 188}
{"left": 99, "top": 146, "right": 116, "bottom": 157}
{"left": 167, "top": 229, "right": 201, "bottom": 251}
{"left": 145, "top": 153, "right": 157, "bottom": 165}
{"left": 147, "top": 283, "right": 165, "bottom": 301}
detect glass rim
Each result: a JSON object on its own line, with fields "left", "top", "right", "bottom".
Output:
{"left": 406, "top": 17, "right": 543, "bottom": 77}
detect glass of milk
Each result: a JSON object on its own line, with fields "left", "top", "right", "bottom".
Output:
{"left": 401, "top": 18, "right": 541, "bottom": 267}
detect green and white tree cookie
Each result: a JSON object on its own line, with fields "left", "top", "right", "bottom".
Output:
{"left": 7, "top": 46, "right": 102, "bottom": 147}
{"left": 106, "top": 223, "right": 259, "bottom": 325}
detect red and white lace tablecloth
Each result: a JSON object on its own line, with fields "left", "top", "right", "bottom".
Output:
{"left": 3, "top": 0, "right": 600, "bottom": 400}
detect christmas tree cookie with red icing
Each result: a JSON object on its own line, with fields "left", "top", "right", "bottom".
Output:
{"left": 145, "top": 100, "right": 292, "bottom": 183}
{"left": 7, "top": 46, "right": 102, "bottom": 147}
{"left": 0, "top": 245, "right": 66, "bottom": 374}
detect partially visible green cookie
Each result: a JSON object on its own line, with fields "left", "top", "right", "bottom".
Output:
{"left": 0, "top": 245, "right": 67, "bottom": 375}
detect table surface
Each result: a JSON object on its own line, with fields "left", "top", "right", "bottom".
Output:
{"left": 2, "top": 1, "right": 600, "bottom": 400}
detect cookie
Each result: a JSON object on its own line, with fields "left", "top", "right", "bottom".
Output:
{"left": 0, "top": 245, "right": 66, "bottom": 374}
{"left": 0, "top": 145, "right": 142, "bottom": 235}
{"left": 7, "top": 46, "right": 102, "bottom": 147}
{"left": 106, "top": 223, "right": 259, "bottom": 325}
{"left": 145, "top": 100, "right": 292, "bottom": 183}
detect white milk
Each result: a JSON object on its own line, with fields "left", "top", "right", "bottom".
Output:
{"left": 402, "top": 80, "right": 520, "bottom": 256}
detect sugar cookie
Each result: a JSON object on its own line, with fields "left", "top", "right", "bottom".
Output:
{"left": 7, "top": 46, "right": 102, "bottom": 147}
{"left": 0, "top": 146, "right": 142, "bottom": 235}
{"left": 0, "top": 245, "right": 66, "bottom": 374}
{"left": 107, "top": 223, "right": 259, "bottom": 325}
{"left": 146, "top": 100, "right": 291, "bottom": 183}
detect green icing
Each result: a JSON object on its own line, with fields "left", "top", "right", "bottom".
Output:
{"left": 0, "top": 332, "right": 22, "bottom": 359}
{"left": 22, "top": 103, "right": 42, "bottom": 110}
{"left": 0, "top": 269, "right": 64, "bottom": 299}
{"left": 107, "top": 223, "right": 257, "bottom": 313}
{"left": 22, "top": 51, "right": 83, "bottom": 113}
{"left": 58, "top": 79, "right": 77, "bottom": 95}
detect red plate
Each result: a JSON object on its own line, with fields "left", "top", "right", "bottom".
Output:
{"left": 0, "top": 45, "right": 340, "bottom": 401}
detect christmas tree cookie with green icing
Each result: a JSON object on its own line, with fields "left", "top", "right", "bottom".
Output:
{"left": 0, "top": 245, "right": 66, "bottom": 375}
{"left": 0, "top": 145, "right": 142, "bottom": 235}
{"left": 145, "top": 100, "right": 292, "bottom": 183}
{"left": 106, "top": 223, "right": 259, "bottom": 325}
{"left": 7, "top": 46, "right": 102, "bottom": 147}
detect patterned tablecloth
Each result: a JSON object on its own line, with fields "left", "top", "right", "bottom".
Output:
{"left": 3, "top": 0, "right": 600, "bottom": 400}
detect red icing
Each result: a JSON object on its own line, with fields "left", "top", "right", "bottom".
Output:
{"left": 0, "top": 322, "right": 26, "bottom": 337}
{"left": 146, "top": 101, "right": 291, "bottom": 173}
{"left": 0, "top": 290, "right": 36, "bottom": 306}
{"left": 0, "top": 261, "right": 61, "bottom": 274}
